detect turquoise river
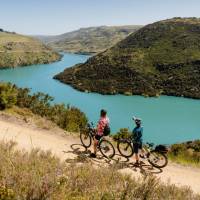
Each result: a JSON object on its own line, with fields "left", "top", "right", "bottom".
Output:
{"left": 0, "top": 53, "right": 199, "bottom": 144}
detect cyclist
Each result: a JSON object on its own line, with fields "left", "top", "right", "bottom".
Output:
{"left": 90, "top": 109, "right": 110, "bottom": 158}
{"left": 132, "top": 116, "right": 144, "bottom": 166}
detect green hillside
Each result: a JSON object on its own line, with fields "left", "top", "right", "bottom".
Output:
{"left": 36, "top": 25, "right": 142, "bottom": 54}
{"left": 0, "top": 30, "right": 61, "bottom": 68}
{"left": 54, "top": 18, "right": 200, "bottom": 99}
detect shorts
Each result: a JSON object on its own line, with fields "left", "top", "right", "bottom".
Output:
{"left": 95, "top": 134, "right": 103, "bottom": 141}
{"left": 133, "top": 142, "right": 142, "bottom": 154}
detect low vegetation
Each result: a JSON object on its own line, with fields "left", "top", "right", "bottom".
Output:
{"left": 169, "top": 140, "right": 200, "bottom": 167}
{"left": 55, "top": 17, "right": 200, "bottom": 99}
{"left": 36, "top": 25, "right": 142, "bottom": 54}
{"left": 112, "top": 128, "right": 132, "bottom": 141}
{"left": 113, "top": 129, "right": 200, "bottom": 167}
{"left": 0, "top": 31, "right": 61, "bottom": 68}
{"left": 0, "top": 141, "right": 199, "bottom": 200}
{"left": 0, "top": 82, "right": 87, "bottom": 132}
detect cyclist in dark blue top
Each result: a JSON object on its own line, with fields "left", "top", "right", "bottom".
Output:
{"left": 132, "top": 116, "right": 144, "bottom": 166}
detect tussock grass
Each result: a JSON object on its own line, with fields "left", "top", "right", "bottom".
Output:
{"left": 169, "top": 140, "right": 200, "bottom": 168}
{"left": 0, "top": 141, "right": 199, "bottom": 200}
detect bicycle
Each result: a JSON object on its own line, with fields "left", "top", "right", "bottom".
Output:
{"left": 80, "top": 122, "right": 115, "bottom": 159}
{"left": 117, "top": 138, "right": 168, "bottom": 168}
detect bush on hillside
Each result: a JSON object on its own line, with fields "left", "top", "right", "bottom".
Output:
{"left": 0, "top": 83, "right": 17, "bottom": 110}
{"left": 169, "top": 140, "right": 200, "bottom": 166}
{"left": 0, "top": 141, "right": 199, "bottom": 200}
{"left": 0, "top": 82, "right": 87, "bottom": 132}
{"left": 112, "top": 128, "right": 132, "bottom": 141}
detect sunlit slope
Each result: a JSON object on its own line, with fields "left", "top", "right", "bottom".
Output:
{"left": 36, "top": 25, "right": 142, "bottom": 54}
{"left": 0, "top": 31, "right": 61, "bottom": 68}
{"left": 54, "top": 18, "right": 200, "bottom": 99}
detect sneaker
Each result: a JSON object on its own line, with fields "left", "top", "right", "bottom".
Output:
{"left": 134, "top": 161, "right": 140, "bottom": 167}
{"left": 140, "top": 154, "right": 146, "bottom": 159}
{"left": 90, "top": 153, "right": 96, "bottom": 158}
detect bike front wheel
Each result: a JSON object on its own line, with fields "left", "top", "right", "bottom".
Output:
{"left": 148, "top": 150, "right": 168, "bottom": 168}
{"left": 99, "top": 139, "right": 115, "bottom": 159}
{"left": 117, "top": 140, "right": 134, "bottom": 158}
{"left": 80, "top": 131, "right": 92, "bottom": 148}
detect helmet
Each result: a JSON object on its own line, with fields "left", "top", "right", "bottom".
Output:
{"left": 132, "top": 116, "right": 142, "bottom": 124}
{"left": 135, "top": 119, "right": 142, "bottom": 124}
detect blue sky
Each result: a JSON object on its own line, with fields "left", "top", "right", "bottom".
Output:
{"left": 0, "top": 0, "right": 200, "bottom": 35}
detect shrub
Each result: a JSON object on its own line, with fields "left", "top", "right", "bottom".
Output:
{"left": 0, "top": 186, "right": 15, "bottom": 200}
{"left": 0, "top": 83, "right": 17, "bottom": 110}
{"left": 112, "top": 128, "right": 132, "bottom": 141}
{"left": 0, "top": 82, "right": 87, "bottom": 132}
{"left": 0, "top": 141, "right": 199, "bottom": 200}
{"left": 169, "top": 140, "right": 200, "bottom": 166}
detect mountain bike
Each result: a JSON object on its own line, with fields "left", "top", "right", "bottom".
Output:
{"left": 80, "top": 122, "right": 115, "bottom": 159}
{"left": 117, "top": 138, "right": 168, "bottom": 168}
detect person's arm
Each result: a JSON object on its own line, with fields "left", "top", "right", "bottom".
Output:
{"left": 132, "top": 128, "right": 136, "bottom": 139}
{"left": 96, "top": 119, "right": 101, "bottom": 132}
{"left": 134, "top": 128, "right": 143, "bottom": 141}
{"left": 97, "top": 118, "right": 105, "bottom": 135}
{"left": 137, "top": 127, "right": 143, "bottom": 141}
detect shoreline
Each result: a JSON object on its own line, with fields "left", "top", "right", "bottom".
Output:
{"left": 53, "top": 77, "right": 200, "bottom": 101}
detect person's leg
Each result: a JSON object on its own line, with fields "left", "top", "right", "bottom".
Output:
{"left": 91, "top": 135, "right": 100, "bottom": 157}
{"left": 139, "top": 143, "right": 145, "bottom": 158}
{"left": 135, "top": 153, "right": 139, "bottom": 163}
{"left": 133, "top": 143, "right": 140, "bottom": 165}
{"left": 93, "top": 137, "right": 98, "bottom": 155}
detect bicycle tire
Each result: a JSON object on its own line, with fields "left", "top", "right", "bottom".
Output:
{"left": 148, "top": 150, "right": 168, "bottom": 168}
{"left": 80, "top": 131, "right": 92, "bottom": 148}
{"left": 99, "top": 139, "right": 115, "bottom": 159}
{"left": 117, "top": 140, "right": 134, "bottom": 158}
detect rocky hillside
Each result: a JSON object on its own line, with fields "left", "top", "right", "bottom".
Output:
{"left": 0, "top": 30, "right": 61, "bottom": 68}
{"left": 36, "top": 25, "right": 142, "bottom": 54}
{"left": 54, "top": 18, "right": 200, "bottom": 99}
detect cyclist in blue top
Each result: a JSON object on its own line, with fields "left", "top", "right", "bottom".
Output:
{"left": 132, "top": 116, "right": 144, "bottom": 166}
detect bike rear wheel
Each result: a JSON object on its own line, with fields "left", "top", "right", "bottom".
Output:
{"left": 80, "top": 131, "right": 92, "bottom": 148}
{"left": 117, "top": 140, "right": 134, "bottom": 158}
{"left": 99, "top": 139, "right": 115, "bottom": 159}
{"left": 148, "top": 150, "right": 168, "bottom": 168}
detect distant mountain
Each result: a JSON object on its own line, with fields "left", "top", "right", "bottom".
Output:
{"left": 54, "top": 18, "right": 200, "bottom": 99}
{"left": 0, "top": 31, "right": 61, "bottom": 68}
{"left": 35, "top": 25, "right": 143, "bottom": 54}
{"left": 0, "top": 28, "right": 16, "bottom": 34}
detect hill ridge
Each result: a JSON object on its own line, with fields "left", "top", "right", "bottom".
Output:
{"left": 0, "top": 31, "right": 61, "bottom": 68}
{"left": 35, "top": 25, "right": 143, "bottom": 54}
{"left": 54, "top": 17, "right": 200, "bottom": 99}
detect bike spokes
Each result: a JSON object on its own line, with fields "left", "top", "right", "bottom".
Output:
{"left": 99, "top": 140, "right": 115, "bottom": 159}
{"left": 148, "top": 151, "right": 168, "bottom": 168}
{"left": 117, "top": 141, "right": 133, "bottom": 158}
{"left": 80, "top": 132, "right": 92, "bottom": 148}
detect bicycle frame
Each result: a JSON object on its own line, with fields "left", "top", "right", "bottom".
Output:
{"left": 87, "top": 123, "right": 104, "bottom": 145}
{"left": 119, "top": 138, "right": 154, "bottom": 155}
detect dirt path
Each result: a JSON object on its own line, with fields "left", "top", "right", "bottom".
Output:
{"left": 0, "top": 118, "right": 200, "bottom": 194}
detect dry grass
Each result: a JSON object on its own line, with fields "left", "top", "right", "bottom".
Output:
{"left": 0, "top": 141, "right": 199, "bottom": 200}
{"left": 0, "top": 106, "right": 59, "bottom": 131}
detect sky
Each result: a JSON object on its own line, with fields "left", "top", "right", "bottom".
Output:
{"left": 0, "top": 0, "right": 200, "bottom": 35}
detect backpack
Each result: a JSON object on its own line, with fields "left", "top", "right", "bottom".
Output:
{"left": 103, "top": 124, "right": 111, "bottom": 136}
{"left": 155, "top": 145, "right": 168, "bottom": 153}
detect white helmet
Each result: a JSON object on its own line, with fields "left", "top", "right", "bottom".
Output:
{"left": 132, "top": 116, "right": 142, "bottom": 124}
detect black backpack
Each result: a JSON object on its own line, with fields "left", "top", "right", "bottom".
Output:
{"left": 103, "top": 124, "right": 111, "bottom": 136}
{"left": 155, "top": 145, "right": 168, "bottom": 153}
